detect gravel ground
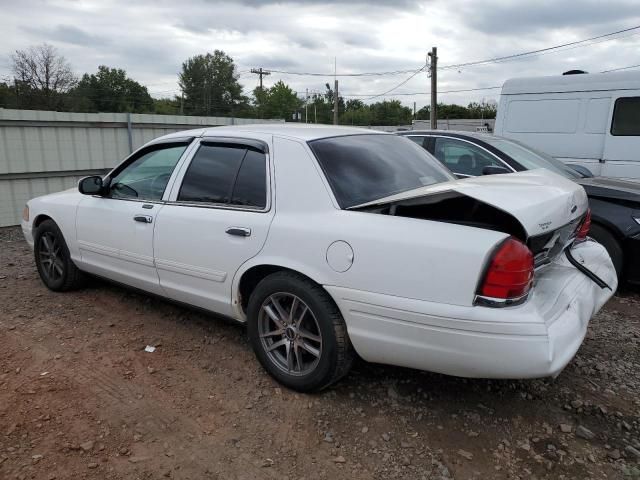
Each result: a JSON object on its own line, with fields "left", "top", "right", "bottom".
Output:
{"left": 0, "top": 225, "right": 639, "bottom": 480}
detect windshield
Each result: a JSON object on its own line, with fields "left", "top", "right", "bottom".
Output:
{"left": 308, "top": 134, "right": 454, "bottom": 208}
{"left": 481, "top": 136, "right": 581, "bottom": 179}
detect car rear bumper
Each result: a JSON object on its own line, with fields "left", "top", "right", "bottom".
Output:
{"left": 326, "top": 240, "right": 617, "bottom": 379}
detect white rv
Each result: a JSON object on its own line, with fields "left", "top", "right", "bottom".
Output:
{"left": 494, "top": 71, "right": 640, "bottom": 178}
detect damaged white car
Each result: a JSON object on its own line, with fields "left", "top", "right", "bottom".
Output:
{"left": 21, "top": 125, "right": 617, "bottom": 391}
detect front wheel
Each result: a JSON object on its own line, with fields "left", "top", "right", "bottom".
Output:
{"left": 34, "top": 219, "right": 86, "bottom": 291}
{"left": 247, "top": 272, "right": 354, "bottom": 392}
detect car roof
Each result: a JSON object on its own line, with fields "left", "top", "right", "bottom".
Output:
{"left": 154, "top": 124, "right": 388, "bottom": 143}
{"left": 398, "top": 129, "right": 496, "bottom": 141}
{"left": 501, "top": 70, "right": 640, "bottom": 95}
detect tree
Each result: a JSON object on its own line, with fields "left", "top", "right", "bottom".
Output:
{"left": 70, "top": 66, "right": 154, "bottom": 113}
{"left": 179, "top": 50, "right": 246, "bottom": 116}
{"left": 467, "top": 100, "right": 497, "bottom": 119}
{"left": 253, "top": 81, "right": 303, "bottom": 120}
{"left": 0, "top": 82, "right": 18, "bottom": 109}
{"left": 340, "top": 99, "right": 412, "bottom": 126}
{"left": 416, "top": 100, "right": 498, "bottom": 121}
{"left": 153, "top": 97, "right": 182, "bottom": 115}
{"left": 369, "top": 100, "right": 412, "bottom": 125}
{"left": 11, "top": 43, "right": 76, "bottom": 110}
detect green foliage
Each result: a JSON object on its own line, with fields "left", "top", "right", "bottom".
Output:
{"left": 417, "top": 100, "right": 497, "bottom": 120}
{"left": 253, "top": 81, "right": 303, "bottom": 120}
{"left": 339, "top": 99, "right": 412, "bottom": 126}
{"left": 153, "top": 97, "right": 182, "bottom": 115}
{"left": 0, "top": 82, "right": 18, "bottom": 109}
{"left": 179, "top": 50, "right": 246, "bottom": 116}
{"left": 70, "top": 66, "right": 154, "bottom": 113}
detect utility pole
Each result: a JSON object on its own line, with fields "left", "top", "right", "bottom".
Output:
{"left": 180, "top": 93, "right": 184, "bottom": 115}
{"left": 413, "top": 101, "right": 416, "bottom": 120}
{"left": 305, "top": 88, "right": 309, "bottom": 123}
{"left": 428, "top": 47, "right": 437, "bottom": 129}
{"left": 333, "top": 80, "right": 339, "bottom": 125}
{"left": 250, "top": 67, "right": 271, "bottom": 90}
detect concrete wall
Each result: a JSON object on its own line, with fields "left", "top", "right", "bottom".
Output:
{"left": 0, "top": 109, "right": 284, "bottom": 226}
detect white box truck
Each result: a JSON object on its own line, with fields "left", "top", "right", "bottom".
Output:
{"left": 494, "top": 71, "right": 640, "bottom": 179}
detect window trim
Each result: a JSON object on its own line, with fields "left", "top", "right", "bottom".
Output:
{"left": 610, "top": 96, "right": 640, "bottom": 137}
{"left": 167, "top": 137, "right": 272, "bottom": 213}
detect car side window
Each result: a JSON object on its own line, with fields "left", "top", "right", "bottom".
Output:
{"left": 433, "top": 138, "right": 504, "bottom": 176}
{"left": 611, "top": 97, "right": 640, "bottom": 136}
{"left": 178, "top": 144, "right": 267, "bottom": 208}
{"left": 109, "top": 145, "right": 187, "bottom": 201}
{"left": 406, "top": 136, "right": 426, "bottom": 148}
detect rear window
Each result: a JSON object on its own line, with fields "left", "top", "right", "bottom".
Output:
{"left": 611, "top": 97, "right": 640, "bottom": 136}
{"left": 308, "top": 134, "right": 453, "bottom": 208}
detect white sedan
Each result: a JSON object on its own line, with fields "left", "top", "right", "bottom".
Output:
{"left": 21, "top": 125, "right": 616, "bottom": 391}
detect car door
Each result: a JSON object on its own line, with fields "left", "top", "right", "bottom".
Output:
{"left": 75, "top": 140, "right": 192, "bottom": 294}
{"left": 432, "top": 137, "right": 509, "bottom": 177}
{"left": 153, "top": 137, "right": 274, "bottom": 316}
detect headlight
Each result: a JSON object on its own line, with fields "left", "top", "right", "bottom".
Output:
{"left": 634, "top": 216, "right": 640, "bottom": 226}
{"left": 22, "top": 205, "right": 29, "bottom": 222}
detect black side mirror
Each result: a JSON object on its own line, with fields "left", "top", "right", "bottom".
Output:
{"left": 569, "top": 164, "right": 594, "bottom": 178}
{"left": 79, "top": 176, "right": 104, "bottom": 195}
{"left": 482, "top": 165, "right": 511, "bottom": 176}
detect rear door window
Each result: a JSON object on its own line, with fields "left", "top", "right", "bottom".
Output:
{"left": 178, "top": 143, "right": 267, "bottom": 208}
{"left": 611, "top": 97, "right": 640, "bottom": 136}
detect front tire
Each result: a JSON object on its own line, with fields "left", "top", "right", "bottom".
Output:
{"left": 34, "top": 219, "right": 86, "bottom": 291}
{"left": 247, "top": 271, "right": 354, "bottom": 392}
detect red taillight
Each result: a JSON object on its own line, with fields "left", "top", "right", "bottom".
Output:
{"left": 478, "top": 238, "right": 534, "bottom": 301}
{"left": 575, "top": 208, "right": 591, "bottom": 242}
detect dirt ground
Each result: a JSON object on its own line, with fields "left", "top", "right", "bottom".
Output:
{"left": 0, "top": 226, "right": 639, "bottom": 480}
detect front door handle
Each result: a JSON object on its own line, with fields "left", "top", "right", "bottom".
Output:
{"left": 133, "top": 214, "right": 153, "bottom": 224}
{"left": 226, "top": 227, "right": 251, "bottom": 237}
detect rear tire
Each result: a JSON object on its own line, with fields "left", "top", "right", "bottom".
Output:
{"left": 589, "top": 223, "right": 623, "bottom": 280}
{"left": 247, "top": 271, "right": 354, "bottom": 392}
{"left": 34, "top": 219, "right": 86, "bottom": 291}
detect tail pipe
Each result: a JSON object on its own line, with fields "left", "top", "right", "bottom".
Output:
{"left": 564, "top": 246, "right": 612, "bottom": 291}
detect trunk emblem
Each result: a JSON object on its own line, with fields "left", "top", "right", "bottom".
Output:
{"left": 538, "top": 221, "right": 552, "bottom": 230}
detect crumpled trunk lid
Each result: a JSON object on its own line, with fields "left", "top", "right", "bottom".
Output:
{"left": 351, "top": 169, "right": 588, "bottom": 238}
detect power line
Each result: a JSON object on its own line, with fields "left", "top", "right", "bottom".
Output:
{"left": 357, "top": 66, "right": 427, "bottom": 101}
{"left": 342, "top": 86, "right": 502, "bottom": 98}
{"left": 601, "top": 63, "right": 640, "bottom": 73}
{"left": 257, "top": 25, "right": 640, "bottom": 78}
{"left": 439, "top": 24, "right": 640, "bottom": 71}
{"left": 260, "top": 67, "right": 425, "bottom": 77}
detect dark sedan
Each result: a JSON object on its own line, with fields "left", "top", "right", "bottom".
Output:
{"left": 397, "top": 130, "right": 640, "bottom": 285}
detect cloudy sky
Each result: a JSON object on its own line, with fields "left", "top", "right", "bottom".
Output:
{"left": 1, "top": 0, "right": 640, "bottom": 109}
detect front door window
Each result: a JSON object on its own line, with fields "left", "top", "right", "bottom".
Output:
{"left": 109, "top": 145, "right": 188, "bottom": 201}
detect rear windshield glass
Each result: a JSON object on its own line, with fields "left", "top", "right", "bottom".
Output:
{"left": 308, "top": 134, "right": 453, "bottom": 208}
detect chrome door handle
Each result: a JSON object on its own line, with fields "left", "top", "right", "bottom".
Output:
{"left": 133, "top": 214, "right": 153, "bottom": 223}
{"left": 226, "top": 227, "right": 251, "bottom": 237}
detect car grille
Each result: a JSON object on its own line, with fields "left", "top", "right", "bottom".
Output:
{"left": 528, "top": 216, "right": 583, "bottom": 269}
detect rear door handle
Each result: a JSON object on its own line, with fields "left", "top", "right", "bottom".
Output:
{"left": 226, "top": 227, "right": 251, "bottom": 237}
{"left": 133, "top": 214, "right": 153, "bottom": 224}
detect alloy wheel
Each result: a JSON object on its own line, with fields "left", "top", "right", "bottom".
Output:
{"left": 257, "top": 293, "right": 323, "bottom": 376}
{"left": 38, "top": 232, "right": 64, "bottom": 282}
